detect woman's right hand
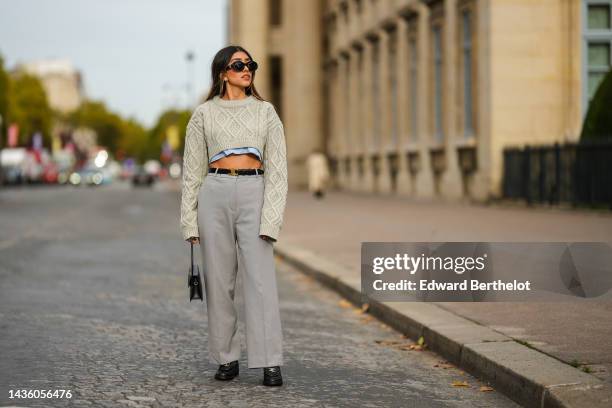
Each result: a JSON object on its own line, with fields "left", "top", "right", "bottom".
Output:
{"left": 187, "top": 237, "right": 200, "bottom": 244}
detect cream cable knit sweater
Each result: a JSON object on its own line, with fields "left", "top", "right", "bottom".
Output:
{"left": 180, "top": 94, "right": 288, "bottom": 242}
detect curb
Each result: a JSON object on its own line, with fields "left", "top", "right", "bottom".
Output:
{"left": 275, "top": 242, "right": 612, "bottom": 408}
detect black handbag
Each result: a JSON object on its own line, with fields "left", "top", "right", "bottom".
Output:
{"left": 188, "top": 241, "right": 204, "bottom": 302}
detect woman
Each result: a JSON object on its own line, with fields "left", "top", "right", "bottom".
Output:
{"left": 306, "top": 148, "right": 330, "bottom": 199}
{"left": 180, "top": 45, "right": 288, "bottom": 386}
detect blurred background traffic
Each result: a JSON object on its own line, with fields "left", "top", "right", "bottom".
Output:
{"left": 0, "top": 1, "right": 223, "bottom": 192}
{"left": 0, "top": 54, "right": 189, "bottom": 189}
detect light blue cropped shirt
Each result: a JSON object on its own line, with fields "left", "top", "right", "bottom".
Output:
{"left": 209, "top": 147, "right": 262, "bottom": 163}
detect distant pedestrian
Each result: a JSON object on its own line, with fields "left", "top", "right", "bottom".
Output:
{"left": 180, "top": 45, "right": 287, "bottom": 386}
{"left": 306, "top": 148, "right": 330, "bottom": 199}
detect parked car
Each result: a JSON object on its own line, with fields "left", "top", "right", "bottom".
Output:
{"left": 120, "top": 158, "right": 137, "bottom": 180}
{"left": 1, "top": 148, "right": 26, "bottom": 185}
{"left": 143, "top": 160, "right": 161, "bottom": 177}
{"left": 69, "top": 166, "right": 103, "bottom": 187}
{"left": 132, "top": 165, "right": 155, "bottom": 187}
{"left": 22, "top": 149, "right": 47, "bottom": 184}
{"left": 42, "top": 162, "right": 59, "bottom": 184}
{"left": 53, "top": 150, "right": 76, "bottom": 185}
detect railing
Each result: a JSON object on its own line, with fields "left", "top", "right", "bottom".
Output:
{"left": 502, "top": 140, "right": 612, "bottom": 208}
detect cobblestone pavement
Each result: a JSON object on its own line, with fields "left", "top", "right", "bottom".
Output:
{"left": 0, "top": 183, "right": 518, "bottom": 407}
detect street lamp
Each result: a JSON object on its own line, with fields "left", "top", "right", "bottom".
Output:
{"left": 185, "top": 51, "right": 195, "bottom": 108}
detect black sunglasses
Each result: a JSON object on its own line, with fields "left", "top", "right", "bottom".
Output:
{"left": 225, "top": 60, "right": 258, "bottom": 73}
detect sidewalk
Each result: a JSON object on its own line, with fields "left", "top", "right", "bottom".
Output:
{"left": 276, "top": 189, "right": 612, "bottom": 408}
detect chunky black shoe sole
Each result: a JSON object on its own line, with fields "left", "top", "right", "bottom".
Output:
{"left": 263, "top": 376, "right": 283, "bottom": 386}
{"left": 262, "top": 367, "right": 283, "bottom": 386}
{"left": 214, "top": 361, "right": 239, "bottom": 381}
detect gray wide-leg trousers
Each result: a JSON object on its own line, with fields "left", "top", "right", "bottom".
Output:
{"left": 197, "top": 171, "right": 283, "bottom": 369}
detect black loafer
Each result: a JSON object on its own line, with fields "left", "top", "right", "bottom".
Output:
{"left": 214, "top": 360, "right": 239, "bottom": 381}
{"left": 263, "top": 366, "right": 283, "bottom": 386}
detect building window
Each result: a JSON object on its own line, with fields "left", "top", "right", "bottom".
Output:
{"left": 461, "top": 9, "right": 474, "bottom": 138}
{"left": 372, "top": 40, "right": 380, "bottom": 148}
{"left": 432, "top": 25, "right": 443, "bottom": 142}
{"left": 588, "top": 42, "right": 610, "bottom": 97}
{"left": 330, "top": 14, "right": 337, "bottom": 35}
{"left": 269, "top": 0, "right": 282, "bottom": 26}
{"left": 588, "top": 3, "right": 610, "bottom": 28}
{"left": 409, "top": 37, "right": 418, "bottom": 141}
{"left": 583, "top": 1, "right": 612, "bottom": 115}
{"left": 358, "top": 49, "right": 364, "bottom": 150}
{"left": 345, "top": 56, "right": 351, "bottom": 153}
{"left": 354, "top": 0, "right": 362, "bottom": 14}
{"left": 269, "top": 56, "right": 283, "bottom": 121}
{"left": 341, "top": 2, "right": 349, "bottom": 25}
{"left": 330, "top": 62, "right": 340, "bottom": 153}
{"left": 389, "top": 29, "right": 398, "bottom": 148}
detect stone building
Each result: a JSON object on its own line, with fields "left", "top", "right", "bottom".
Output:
{"left": 18, "top": 58, "right": 84, "bottom": 115}
{"left": 228, "top": 0, "right": 612, "bottom": 200}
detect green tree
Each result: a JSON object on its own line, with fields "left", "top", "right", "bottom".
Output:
{"left": 118, "top": 117, "right": 149, "bottom": 162}
{"left": 580, "top": 69, "right": 612, "bottom": 142}
{"left": 69, "top": 100, "right": 124, "bottom": 153}
{"left": 0, "top": 53, "right": 9, "bottom": 138}
{"left": 149, "top": 108, "right": 191, "bottom": 158}
{"left": 8, "top": 72, "right": 53, "bottom": 147}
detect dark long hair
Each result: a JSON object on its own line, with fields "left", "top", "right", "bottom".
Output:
{"left": 204, "top": 45, "right": 265, "bottom": 102}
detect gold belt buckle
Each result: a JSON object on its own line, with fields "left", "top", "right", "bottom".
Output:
{"left": 229, "top": 168, "right": 238, "bottom": 176}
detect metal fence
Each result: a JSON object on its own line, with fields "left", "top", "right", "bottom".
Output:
{"left": 502, "top": 140, "right": 612, "bottom": 208}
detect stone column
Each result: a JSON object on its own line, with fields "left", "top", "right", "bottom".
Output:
{"left": 414, "top": 1, "right": 436, "bottom": 199}
{"left": 469, "top": 0, "right": 492, "bottom": 201}
{"left": 361, "top": 40, "right": 376, "bottom": 193}
{"left": 376, "top": 28, "right": 393, "bottom": 193}
{"left": 348, "top": 48, "right": 362, "bottom": 190}
{"left": 283, "top": 0, "right": 322, "bottom": 189}
{"left": 328, "top": 59, "right": 342, "bottom": 188}
{"left": 231, "top": 0, "right": 270, "bottom": 95}
{"left": 395, "top": 15, "right": 413, "bottom": 196}
{"left": 336, "top": 55, "right": 350, "bottom": 189}
{"left": 439, "top": 0, "right": 463, "bottom": 200}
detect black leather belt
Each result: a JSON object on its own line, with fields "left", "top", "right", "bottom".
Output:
{"left": 209, "top": 167, "right": 264, "bottom": 176}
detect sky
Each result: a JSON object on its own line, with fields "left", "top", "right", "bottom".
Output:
{"left": 0, "top": 0, "right": 227, "bottom": 127}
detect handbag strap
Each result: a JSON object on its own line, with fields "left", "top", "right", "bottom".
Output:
{"left": 190, "top": 241, "right": 195, "bottom": 271}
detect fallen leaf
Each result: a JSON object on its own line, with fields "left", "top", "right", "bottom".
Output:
{"left": 397, "top": 344, "right": 423, "bottom": 351}
{"left": 451, "top": 380, "right": 469, "bottom": 387}
{"left": 417, "top": 336, "right": 426, "bottom": 347}
{"left": 479, "top": 386, "right": 494, "bottom": 392}
{"left": 433, "top": 362, "right": 455, "bottom": 369}
{"left": 360, "top": 303, "right": 370, "bottom": 313}
{"left": 374, "top": 339, "right": 402, "bottom": 346}
{"left": 338, "top": 299, "right": 352, "bottom": 308}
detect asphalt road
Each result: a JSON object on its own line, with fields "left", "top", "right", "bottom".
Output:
{"left": 0, "top": 181, "right": 519, "bottom": 407}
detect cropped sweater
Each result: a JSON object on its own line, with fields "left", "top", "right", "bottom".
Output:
{"left": 180, "top": 94, "right": 288, "bottom": 242}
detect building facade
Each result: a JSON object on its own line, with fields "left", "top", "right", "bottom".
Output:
{"left": 228, "top": 0, "right": 612, "bottom": 200}
{"left": 18, "top": 58, "right": 84, "bottom": 115}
